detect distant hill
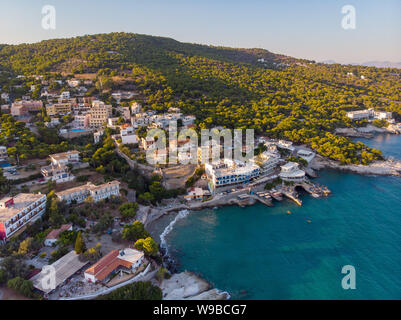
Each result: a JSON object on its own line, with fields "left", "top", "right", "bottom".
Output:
{"left": 0, "top": 32, "right": 400, "bottom": 166}
{"left": 321, "top": 59, "right": 401, "bottom": 69}
{"left": 357, "top": 61, "right": 401, "bottom": 69}
{"left": 0, "top": 32, "right": 306, "bottom": 75}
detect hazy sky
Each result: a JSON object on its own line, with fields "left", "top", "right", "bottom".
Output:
{"left": 0, "top": 0, "right": 400, "bottom": 63}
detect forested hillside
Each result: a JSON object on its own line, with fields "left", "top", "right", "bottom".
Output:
{"left": 1, "top": 32, "right": 400, "bottom": 165}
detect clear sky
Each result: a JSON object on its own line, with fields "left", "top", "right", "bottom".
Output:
{"left": 0, "top": 0, "right": 400, "bottom": 63}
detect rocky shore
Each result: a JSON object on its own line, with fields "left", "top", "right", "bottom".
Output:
{"left": 310, "top": 154, "right": 401, "bottom": 176}
{"left": 335, "top": 127, "right": 374, "bottom": 138}
{"left": 335, "top": 124, "right": 399, "bottom": 138}
{"left": 141, "top": 130, "right": 401, "bottom": 300}
{"left": 143, "top": 197, "right": 257, "bottom": 228}
{"left": 159, "top": 271, "right": 229, "bottom": 300}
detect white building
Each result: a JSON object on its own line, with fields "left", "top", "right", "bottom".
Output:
{"left": 40, "top": 164, "right": 75, "bottom": 184}
{"left": 346, "top": 108, "right": 393, "bottom": 121}
{"left": 279, "top": 162, "right": 306, "bottom": 182}
{"left": 131, "top": 102, "right": 142, "bottom": 114}
{"left": 0, "top": 146, "right": 7, "bottom": 160}
{"left": 205, "top": 159, "right": 260, "bottom": 190}
{"left": 44, "top": 224, "right": 73, "bottom": 246}
{"left": 184, "top": 187, "right": 211, "bottom": 201}
{"left": 0, "top": 193, "right": 46, "bottom": 240}
{"left": 107, "top": 117, "right": 120, "bottom": 128}
{"left": 182, "top": 115, "right": 196, "bottom": 127}
{"left": 84, "top": 248, "right": 144, "bottom": 283}
{"left": 276, "top": 140, "right": 295, "bottom": 152}
{"left": 67, "top": 79, "right": 80, "bottom": 88}
{"left": 60, "top": 91, "right": 70, "bottom": 100}
{"left": 120, "top": 125, "right": 138, "bottom": 144}
{"left": 1, "top": 93, "right": 10, "bottom": 103}
{"left": 371, "top": 109, "right": 393, "bottom": 121}
{"left": 56, "top": 181, "right": 120, "bottom": 204}
{"left": 140, "top": 136, "right": 155, "bottom": 150}
{"left": 119, "top": 107, "right": 131, "bottom": 121}
{"left": 297, "top": 149, "right": 315, "bottom": 163}
{"left": 49, "top": 150, "right": 80, "bottom": 167}
{"left": 94, "top": 130, "right": 104, "bottom": 144}
{"left": 31, "top": 250, "right": 89, "bottom": 294}
{"left": 254, "top": 151, "right": 281, "bottom": 176}
{"left": 45, "top": 117, "right": 61, "bottom": 128}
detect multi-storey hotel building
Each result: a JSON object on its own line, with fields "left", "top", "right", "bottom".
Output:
{"left": 0, "top": 193, "right": 46, "bottom": 240}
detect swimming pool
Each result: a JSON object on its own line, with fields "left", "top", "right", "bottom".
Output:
{"left": 0, "top": 162, "right": 12, "bottom": 168}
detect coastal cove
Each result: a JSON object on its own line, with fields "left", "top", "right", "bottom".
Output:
{"left": 157, "top": 133, "right": 401, "bottom": 299}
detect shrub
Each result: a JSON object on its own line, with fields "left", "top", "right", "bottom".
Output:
{"left": 98, "top": 281, "right": 162, "bottom": 300}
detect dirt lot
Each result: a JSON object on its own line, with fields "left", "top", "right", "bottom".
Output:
{"left": 0, "top": 286, "right": 31, "bottom": 300}
{"left": 162, "top": 164, "right": 196, "bottom": 189}
{"left": 85, "top": 234, "right": 127, "bottom": 254}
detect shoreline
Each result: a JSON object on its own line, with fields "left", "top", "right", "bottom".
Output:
{"left": 335, "top": 124, "right": 401, "bottom": 137}
{"left": 148, "top": 131, "right": 401, "bottom": 300}
{"left": 309, "top": 155, "right": 401, "bottom": 177}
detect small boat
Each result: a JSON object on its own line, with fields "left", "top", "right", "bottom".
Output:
{"left": 306, "top": 220, "right": 311, "bottom": 223}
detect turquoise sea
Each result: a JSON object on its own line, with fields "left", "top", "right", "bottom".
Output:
{"left": 166, "top": 134, "right": 401, "bottom": 299}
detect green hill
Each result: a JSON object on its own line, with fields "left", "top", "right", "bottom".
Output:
{"left": 1, "top": 32, "right": 400, "bottom": 165}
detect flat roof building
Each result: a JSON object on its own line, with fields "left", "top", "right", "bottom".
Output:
{"left": 0, "top": 193, "right": 46, "bottom": 240}
{"left": 205, "top": 159, "right": 260, "bottom": 191}
{"left": 56, "top": 181, "right": 120, "bottom": 204}
{"left": 31, "top": 250, "right": 89, "bottom": 294}
{"left": 49, "top": 150, "right": 80, "bottom": 167}
{"left": 279, "top": 162, "right": 306, "bottom": 182}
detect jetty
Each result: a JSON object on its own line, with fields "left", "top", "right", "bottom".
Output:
{"left": 282, "top": 190, "right": 302, "bottom": 206}
{"left": 249, "top": 193, "right": 274, "bottom": 207}
{"left": 270, "top": 190, "right": 283, "bottom": 201}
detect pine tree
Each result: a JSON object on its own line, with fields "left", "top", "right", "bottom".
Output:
{"left": 74, "top": 231, "right": 86, "bottom": 254}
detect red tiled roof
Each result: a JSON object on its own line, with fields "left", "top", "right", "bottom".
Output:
{"left": 85, "top": 249, "right": 119, "bottom": 276}
{"left": 46, "top": 224, "right": 72, "bottom": 240}
{"left": 94, "top": 259, "right": 122, "bottom": 282}
{"left": 85, "top": 251, "right": 135, "bottom": 282}
{"left": 26, "top": 269, "right": 41, "bottom": 280}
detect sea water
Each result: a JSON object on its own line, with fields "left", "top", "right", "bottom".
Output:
{"left": 166, "top": 134, "right": 401, "bottom": 299}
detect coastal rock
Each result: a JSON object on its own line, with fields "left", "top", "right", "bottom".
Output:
{"left": 310, "top": 155, "right": 401, "bottom": 176}
{"left": 356, "top": 125, "right": 388, "bottom": 134}
{"left": 335, "top": 127, "right": 373, "bottom": 138}
{"left": 187, "top": 289, "right": 230, "bottom": 300}
{"left": 160, "top": 271, "right": 228, "bottom": 300}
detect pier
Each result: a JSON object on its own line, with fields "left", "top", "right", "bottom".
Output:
{"left": 296, "top": 182, "right": 331, "bottom": 198}
{"left": 248, "top": 193, "right": 274, "bottom": 207}
{"left": 281, "top": 189, "right": 303, "bottom": 206}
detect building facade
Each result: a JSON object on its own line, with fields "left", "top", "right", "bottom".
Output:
{"left": 84, "top": 248, "right": 145, "bottom": 283}
{"left": 11, "top": 100, "right": 43, "bottom": 116}
{"left": 56, "top": 181, "right": 120, "bottom": 204}
{"left": 49, "top": 150, "right": 80, "bottom": 167}
{"left": 0, "top": 193, "right": 46, "bottom": 240}
{"left": 46, "top": 103, "right": 72, "bottom": 116}
{"left": 205, "top": 159, "right": 260, "bottom": 190}
{"left": 40, "top": 164, "right": 75, "bottom": 184}
{"left": 279, "top": 162, "right": 306, "bottom": 182}
{"left": 120, "top": 125, "right": 138, "bottom": 144}
{"left": 89, "top": 101, "right": 112, "bottom": 128}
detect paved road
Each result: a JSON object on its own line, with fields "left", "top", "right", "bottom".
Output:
{"left": 127, "top": 189, "right": 136, "bottom": 202}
